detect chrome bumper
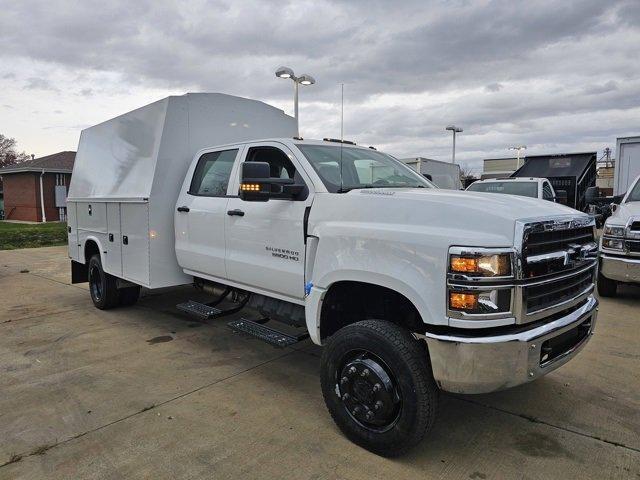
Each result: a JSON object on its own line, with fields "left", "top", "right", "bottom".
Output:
{"left": 601, "top": 254, "right": 640, "bottom": 283}
{"left": 424, "top": 295, "right": 598, "bottom": 394}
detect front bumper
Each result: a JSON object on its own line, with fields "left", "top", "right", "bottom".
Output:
{"left": 424, "top": 295, "right": 598, "bottom": 394}
{"left": 601, "top": 254, "right": 640, "bottom": 283}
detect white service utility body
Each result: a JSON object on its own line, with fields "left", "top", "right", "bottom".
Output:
{"left": 68, "top": 93, "right": 599, "bottom": 456}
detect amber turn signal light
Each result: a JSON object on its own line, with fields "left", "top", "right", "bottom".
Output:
{"left": 449, "top": 292, "right": 478, "bottom": 311}
{"left": 240, "top": 183, "right": 261, "bottom": 191}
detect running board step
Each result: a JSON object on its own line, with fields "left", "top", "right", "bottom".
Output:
{"left": 227, "top": 318, "right": 309, "bottom": 348}
{"left": 176, "top": 300, "right": 224, "bottom": 320}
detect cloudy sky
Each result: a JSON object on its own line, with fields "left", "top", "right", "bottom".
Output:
{"left": 1, "top": 0, "right": 639, "bottom": 174}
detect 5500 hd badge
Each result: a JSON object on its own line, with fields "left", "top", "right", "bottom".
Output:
{"left": 266, "top": 246, "right": 299, "bottom": 262}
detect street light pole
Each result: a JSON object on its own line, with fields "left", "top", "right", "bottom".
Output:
{"left": 276, "top": 66, "right": 315, "bottom": 137}
{"left": 445, "top": 125, "right": 463, "bottom": 163}
{"left": 293, "top": 80, "right": 299, "bottom": 132}
{"left": 509, "top": 145, "right": 527, "bottom": 168}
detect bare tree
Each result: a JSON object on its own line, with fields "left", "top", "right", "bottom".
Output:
{"left": 459, "top": 163, "right": 477, "bottom": 184}
{"left": 0, "top": 134, "right": 32, "bottom": 169}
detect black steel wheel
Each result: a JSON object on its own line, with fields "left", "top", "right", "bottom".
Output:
{"left": 88, "top": 254, "right": 120, "bottom": 310}
{"left": 321, "top": 320, "right": 438, "bottom": 457}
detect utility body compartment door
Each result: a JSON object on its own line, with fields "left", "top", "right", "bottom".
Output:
{"left": 120, "top": 202, "right": 150, "bottom": 285}
{"left": 225, "top": 142, "right": 314, "bottom": 300}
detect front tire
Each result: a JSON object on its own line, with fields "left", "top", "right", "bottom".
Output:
{"left": 597, "top": 272, "right": 617, "bottom": 297}
{"left": 88, "top": 254, "right": 120, "bottom": 309}
{"left": 320, "top": 320, "right": 438, "bottom": 457}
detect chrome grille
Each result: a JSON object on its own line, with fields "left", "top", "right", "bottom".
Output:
{"left": 521, "top": 220, "right": 596, "bottom": 279}
{"left": 524, "top": 226, "right": 594, "bottom": 257}
{"left": 525, "top": 269, "right": 593, "bottom": 313}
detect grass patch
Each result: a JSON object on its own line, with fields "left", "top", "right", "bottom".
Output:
{"left": 0, "top": 222, "right": 68, "bottom": 250}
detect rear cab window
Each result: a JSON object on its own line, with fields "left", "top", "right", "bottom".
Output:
{"left": 189, "top": 149, "right": 239, "bottom": 196}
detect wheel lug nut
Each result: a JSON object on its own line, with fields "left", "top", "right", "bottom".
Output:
{"left": 361, "top": 368, "right": 370, "bottom": 378}
{"left": 353, "top": 406, "right": 361, "bottom": 415}
{"left": 348, "top": 366, "right": 357, "bottom": 375}
{"left": 374, "top": 400, "right": 383, "bottom": 410}
{"left": 340, "top": 376, "right": 349, "bottom": 385}
{"left": 342, "top": 393, "right": 350, "bottom": 401}
{"left": 372, "top": 383, "right": 381, "bottom": 392}
{"left": 366, "top": 411, "right": 374, "bottom": 420}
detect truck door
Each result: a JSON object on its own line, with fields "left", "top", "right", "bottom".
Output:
{"left": 175, "top": 148, "right": 241, "bottom": 279}
{"left": 225, "top": 142, "right": 313, "bottom": 300}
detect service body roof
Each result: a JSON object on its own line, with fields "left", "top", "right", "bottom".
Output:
{"left": 68, "top": 93, "right": 296, "bottom": 201}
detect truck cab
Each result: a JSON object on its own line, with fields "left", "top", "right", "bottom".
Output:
{"left": 598, "top": 173, "right": 640, "bottom": 296}
{"left": 466, "top": 177, "right": 557, "bottom": 201}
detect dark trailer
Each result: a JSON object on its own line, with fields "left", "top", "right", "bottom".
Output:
{"left": 511, "top": 152, "right": 596, "bottom": 211}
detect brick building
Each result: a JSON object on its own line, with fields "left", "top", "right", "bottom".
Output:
{"left": 0, "top": 151, "right": 75, "bottom": 222}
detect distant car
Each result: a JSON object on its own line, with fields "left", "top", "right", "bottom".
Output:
{"left": 466, "top": 177, "right": 559, "bottom": 202}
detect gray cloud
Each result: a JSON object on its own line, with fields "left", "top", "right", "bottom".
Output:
{"left": 485, "top": 83, "right": 504, "bottom": 92}
{"left": 23, "top": 77, "right": 59, "bottom": 92}
{"left": 1, "top": 0, "right": 639, "bottom": 169}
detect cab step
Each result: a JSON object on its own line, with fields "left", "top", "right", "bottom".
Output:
{"left": 176, "top": 300, "right": 225, "bottom": 320}
{"left": 227, "top": 318, "right": 309, "bottom": 348}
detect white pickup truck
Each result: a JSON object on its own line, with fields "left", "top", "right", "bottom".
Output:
{"left": 67, "top": 94, "right": 599, "bottom": 456}
{"left": 467, "top": 177, "right": 559, "bottom": 202}
{"left": 598, "top": 174, "right": 640, "bottom": 296}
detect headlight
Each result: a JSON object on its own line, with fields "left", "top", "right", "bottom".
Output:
{"left": 449, "top": 289, "right": 511, "bottom": 313}
{"left": 603, "top": 225, "right": 625, "bottom": 237}
{"left": 450, "top": 253, "right": 511, "bottom": 277}
{"left": 602, "top": 238, "right": 624, "bottom": 250}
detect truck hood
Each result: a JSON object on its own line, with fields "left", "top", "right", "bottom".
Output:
{"left": 607, "top": 201, "right": 640, "bottom": 225}
{"left": 311, "top": 188, "right": 587, "bottom": 248}
{"left": 364, "top": 188, "right": 579, "bottom": 220}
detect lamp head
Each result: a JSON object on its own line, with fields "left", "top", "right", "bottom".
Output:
{"left": 297, "top": 74, "right": 316, "bottom": 86}
{"left": 275, "top": 66, "right": 295, "bottom": 79}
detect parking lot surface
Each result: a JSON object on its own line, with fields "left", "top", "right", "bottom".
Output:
{"left": 1, "top": 246, "right": 639, "bottom": 479}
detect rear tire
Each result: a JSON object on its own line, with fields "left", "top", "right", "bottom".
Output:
{"left": 88, "top": 254, "right": 120, "bottom": 309}
{"left": 320, "top": 320, "right": 438, "bottom": 457}
{"left": 597, "top": 272, "right": 617, "bottom": 297}
{"left": 119, "top": 286, "right": 141, "bottom": 306}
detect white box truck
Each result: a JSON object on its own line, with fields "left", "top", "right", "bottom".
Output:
{"left": 614, "top": 136, "right": 640, "bottom": 196}
{"left": 68, "top": 93, "right": 599, "bottom": 456}
{"left": 401, "top": 157, "right": 463, "bottom": 190}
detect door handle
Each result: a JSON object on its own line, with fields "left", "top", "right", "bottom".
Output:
{"left": 177, "top": 206, "right": 190, "bottom": 212}
{"left": 227, "top": 209, "right": 245, "bottom": 217}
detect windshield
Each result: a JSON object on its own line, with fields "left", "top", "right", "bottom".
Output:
{"left": 467, "top": 181, "right": 538, "bottom": 198}
{"left": 296, "top": 144, "right": 434, "bottom": 193}
{"left": 626, "top": 178, "right": 640, "bottom": 202}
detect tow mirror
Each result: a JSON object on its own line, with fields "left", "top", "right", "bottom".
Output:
{"left": 585, "top": 186, "right": 600, "bottom": 204}
{"left": 239, "top": 161, "right": 300, "bottom": 202}
{"left": 555, "top": 189, "right": 568, "bottom": 205}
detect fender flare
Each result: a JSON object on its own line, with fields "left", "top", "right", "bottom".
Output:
{"left": 305, "top": 270, "right": 432, "bottom": 346}
{"left": 81, "top": 235, "right": 106, "bottom": 266}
